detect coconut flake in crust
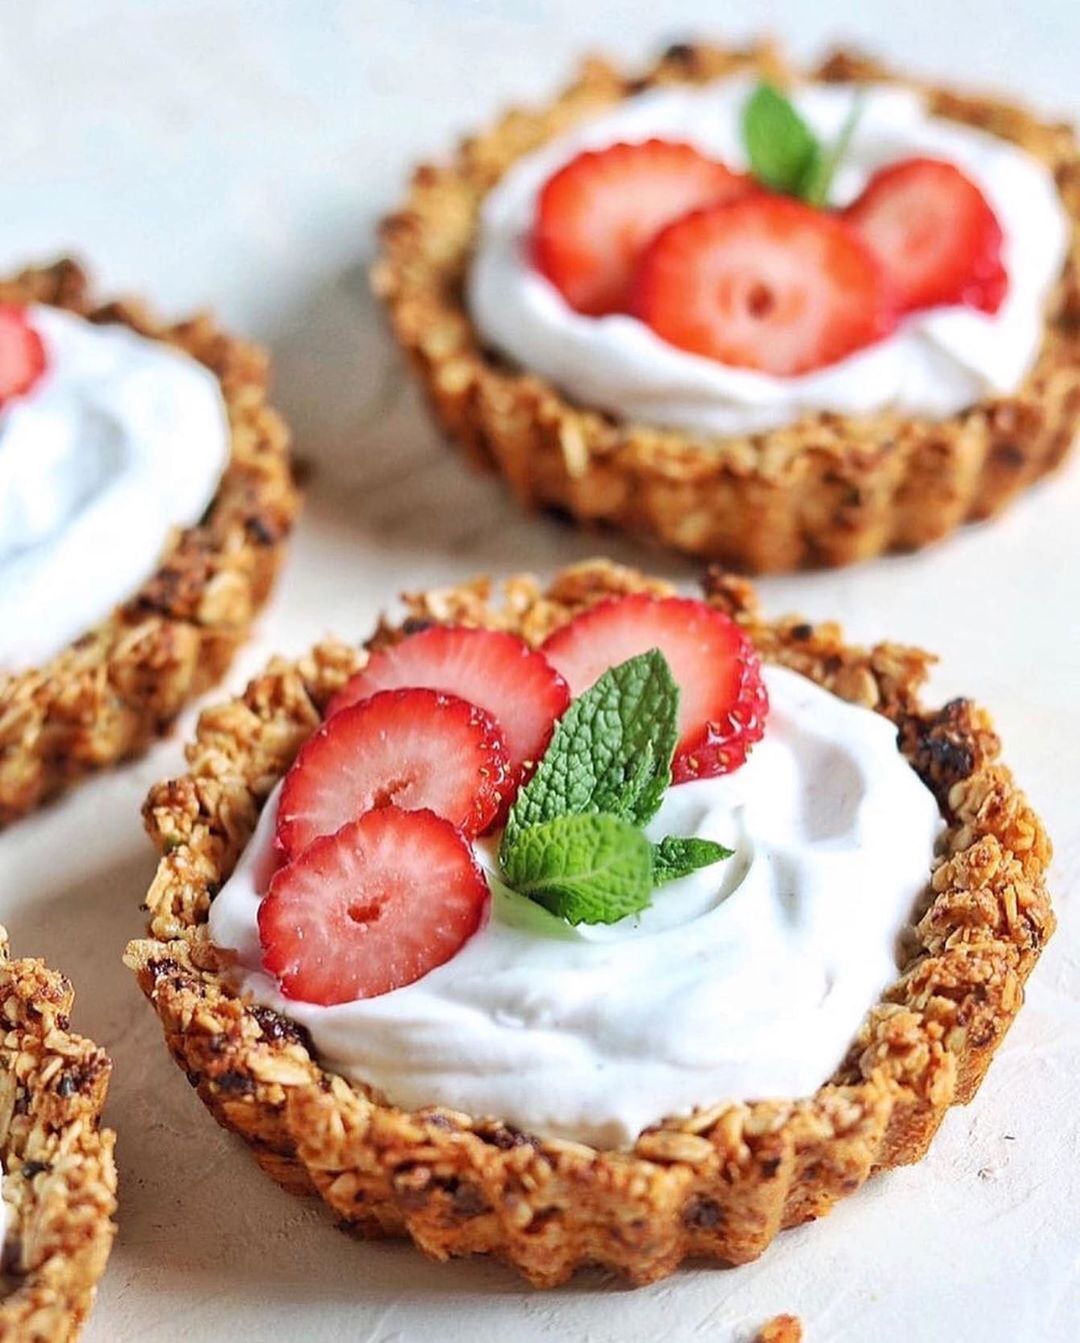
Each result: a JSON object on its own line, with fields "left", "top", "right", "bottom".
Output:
{"left": 0, "top": 929, "right": 117, "bottom": 1340}
{"left": 124, "top": 559, "right": 1054, "bottom": 1287}
{"left": 0, "top": 259, "right": 299, "bottom": 827}
{"left": 372, "top": 41, "right": 1080, "bottom": 571}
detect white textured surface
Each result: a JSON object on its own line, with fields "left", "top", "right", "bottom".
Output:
{"left": 0, "top": 2, "right": 1078, "bottom": 1340}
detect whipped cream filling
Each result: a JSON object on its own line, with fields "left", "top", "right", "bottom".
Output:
{"left": 468, "top": 75, "right": 1070, "bottom": 435}
{"left": 0, "top": 305, "right": 230, "bottom": 672}
{"left": 210, "top": 665, "right": 943, "bottom": 1149}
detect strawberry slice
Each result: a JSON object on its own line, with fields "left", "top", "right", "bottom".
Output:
{"left": 260, "top": 806, "right": 489, "bottom": 1004}
{"left": 327, "top": 625, "right": 570, "bottom": 789}
{"left": 843, "top": 157, "right": 1007, "bottom": 315}
{"left": 631, "top": 195, "right": 893, "bottom": 375}
{"left": 541, "top": 594, "right": 768, "bottom": 782}
{"left": 276, "top": 688, "right": 511, "bottom": 859}
{"left": 0, "top": 306, "right": 47, "bottom": 408}
{"left": 534, "top": 139, "right": 755, "bottom": 316}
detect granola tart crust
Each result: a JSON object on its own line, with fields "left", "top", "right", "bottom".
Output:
{"left": 0, "top": 930, "right": 117, "bottom": 1341}
{"left": 0, "top": 259, "right": 299, "bottom": 827}
{"left": 373, "top": 42, "right": 1080, "bottom": 572}
{"left": 125, "top": 559, "right": 1054, "bottom": 1288}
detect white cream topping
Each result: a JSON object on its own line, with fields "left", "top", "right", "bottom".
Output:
{"left": 0, "top": 305, "right": 230, "bottom": 672}
{"left": 468, "top": 76, "right": 1070, "bottom": 435}
{"left": 210, "top": 665, "right": 943, "bottom": 1149}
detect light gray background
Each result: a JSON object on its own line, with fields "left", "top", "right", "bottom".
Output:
{"left": 1, "top": 2, "right": 1078, "bottom": 1339}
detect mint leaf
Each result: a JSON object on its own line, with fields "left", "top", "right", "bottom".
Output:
{"left": 501, "top": 650, "right": 678, "bottom": 854}
{"left": 501, "top": 812, "right": 654, "bottom": 926}
{"left": 801, "top": 89, "right": 866, "bottom": 207}
{"left": 652, "top": 835, "right": 733, "bottom": 885}
{"left": 497, "top": 649, "right": 735, "bottom": 927}
{"left": 743, "top": 83, "right": 820, "bottom": 197}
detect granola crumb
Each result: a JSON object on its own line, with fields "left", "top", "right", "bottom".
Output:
{"left": 756, "top": 1314, "right": 804, "bottom": 1343}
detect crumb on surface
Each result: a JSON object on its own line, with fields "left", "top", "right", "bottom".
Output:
{"left": 756, "top": 1314, "right": 803, "bottom": 1343}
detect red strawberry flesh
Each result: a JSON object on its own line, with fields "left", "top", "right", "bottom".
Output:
{"left": 0, "top": 306, "right": 47, "bottom": 408}
{"left": 534, "top": 139, "right": 756, "bottom": 316}
{"left": 276, "top": 687, "right": 510, "bottom": 859}
{"left": 328, "top": 625, "right": 570, "bottom": 789}
{"left": 843, "top": 156, "right": 1007, "bottom": 315}
{"left": 259, "top": 806, "right": 489, "bottom": 1005}
{"left": 632, "top": 195, "right": 893, "bottom": 376}
{"left": 541, "top": 593, "right": 769, "bottom": 781}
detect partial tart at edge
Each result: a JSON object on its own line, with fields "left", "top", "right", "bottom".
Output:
{"left": 0, "top": 259, "right": 299, "bottom": 827}
{"left": 0, "top": 929, "right": 117, "bottom": 1340}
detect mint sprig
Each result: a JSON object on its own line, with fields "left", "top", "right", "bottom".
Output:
{"left": 498, "top": 650, "right": 731, "bottom": 925}
{"left": 743, "top": 83, "right": 820, "bottom": 198}
{"left": 502, "top": 649, "right": 678, "bottom": 848}
{"left": 801, "top": 89, "right": 866, "bottom": 207}
{"left": 501, "top": 813, "right": 653, "bottom": 926}
{"left": 742, "top": 82, "right": 864, "bottom": 208}
{"left": 652, "top": 835, "right": 733, "bottom": 886}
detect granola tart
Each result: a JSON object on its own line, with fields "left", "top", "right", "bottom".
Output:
{"left": 124, "top": 559, "right": 1054, "bottom": 1287}
{"left": 0, "top": 930, "right": 117, "bottom": 1340}
{"left": 0, "top": 258, "right": 299, "bottom": 827}
{"left": 373, "top": 42, "right": 1080, "bottom": 571}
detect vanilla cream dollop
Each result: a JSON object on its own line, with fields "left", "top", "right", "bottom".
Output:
{"left": 209, "top": 665, "right": 942, "bottom": 1149}
{"left": 468, "top": 76, "right": 1069, "bottom": 435}
{"left": 0, "top": 305, "right": 230, "bottom": 672}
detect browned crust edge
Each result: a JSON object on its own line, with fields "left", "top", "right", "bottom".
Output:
{"left": 0, "top": 259, "right": 300, "bottom": 826}
{"left": 123, "top": 559, "right": 1054, "bottom": 1287}
{"left": 372, "top": 41, "right": 1080, "bottom": 571}
{"left": 0, "top": 930, "right": 117, "bottom": 1341}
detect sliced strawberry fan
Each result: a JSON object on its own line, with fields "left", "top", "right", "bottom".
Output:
{"left": 264, "top": 601, "right": 769, "bottom": 1005}
{"left": 531, "top": 134, "right": 1009, "bottom": 373}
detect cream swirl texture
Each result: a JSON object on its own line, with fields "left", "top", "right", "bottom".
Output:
{"left": 0, "top": 305, "right": 229, "bottom": 672}
{"left": 209, "top": 665, "right": 942, "bottom": 1149}
{"left": 467, "top": 76, "right": 1069, "bottom": 435}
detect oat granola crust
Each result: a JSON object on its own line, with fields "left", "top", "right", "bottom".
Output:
{"left": 373, "top": 42, "right": 1080, "bottom": 572}
{"left": 0, "top": 259, "right": 299, "bottom": 827}
{"left": 125, "top": 560, "right": 1054, "bottom": 1287}
{"left": 0, "top": 931, "right": 117, "bottom": 1341}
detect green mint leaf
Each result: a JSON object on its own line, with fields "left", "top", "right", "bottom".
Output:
{"left": 742, "top": 82, "right": 820, "bottom": 197}
{"left": 501, "top": 812, "right": 654, "bottom": 926}
{"left": 801, "top": 89, "right": 866, "bottom": 207}
{"left": 501, "top": 649, "right": 679, "bottom": 854}
{"left": 651, "top": 835, "right": 734, "bottom": 885}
